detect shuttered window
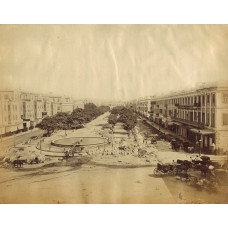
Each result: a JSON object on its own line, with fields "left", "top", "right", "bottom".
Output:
{"left": 223, "top": 94, "right": 228, "bottom": 103}
{"left": 223, "top": 113, "right": 228, "bottom": 125}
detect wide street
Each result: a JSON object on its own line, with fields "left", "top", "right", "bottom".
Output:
{"left": 0, "top": 112, "right": 227, "bottom": 204}
{"left": 0, "top": 129, "right": 45, "bottom": 155}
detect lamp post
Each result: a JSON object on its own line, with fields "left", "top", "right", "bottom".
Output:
{"left": 199, "top": 139, "right": 202, "bottom": 157}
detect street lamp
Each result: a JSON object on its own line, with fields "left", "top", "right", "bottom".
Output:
{"left": 198, "top": 130, "right": 201, "bottom": 156}
{"left": 199, "top": 139, "right": 202, "bottom": 156}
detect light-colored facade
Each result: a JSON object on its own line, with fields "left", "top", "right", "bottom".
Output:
{"left": 49, "top": 96, "right": 73, "bottom": 115}
{"left": 135, "top": 82, "right": 228, "bottom": 154}
{"left": 0, "top": 90, "right": 74, "bottom": 136}
{"left": 0, "top": 91, "right": 23, "bottom": 135}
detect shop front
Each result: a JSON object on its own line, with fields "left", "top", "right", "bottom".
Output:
{"left": 189, "top": 128, "right": 215, "bottom": 153}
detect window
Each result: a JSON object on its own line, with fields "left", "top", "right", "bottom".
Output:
{"left": 223, "top": 93, "right": 228, "bottom": 104}
{"left": 223, "top": 113, "right": 228, "bottom": 125}
{"left": 202, "top": 96, "right": 205, "bottom": 105}
{"left": 207, "top": 95, "right": 210, "bottom": 103}
{"left": 206, "top": 113, "right": 210, "bottom": 126}
{"left": 212, "top": 94, "right": 215, "bottom": 104}
{"left": 211, "top": 113, "right": 215, "bottom": 127}
{"left": 194, "top": 112, "right": 197, "bottom": 121}
{"left": 8, "top": 105, "right": 10, "bottom": 111}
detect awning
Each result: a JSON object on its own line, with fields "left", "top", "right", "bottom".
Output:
{"left": 190, "top": 128, "right": 215, "bottom": 135}
{"left": 182, "top": 125, "right": 192, "bottom": 130}
{"left": 173, "top": 122, "right": 182, "bottom": 126}
{"left": 167, "top": 121, "right": 175, "bottom": 126}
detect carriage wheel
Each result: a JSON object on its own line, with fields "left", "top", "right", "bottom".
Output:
{"left": 153, "top": 168, "right": 160, "bottom": 176}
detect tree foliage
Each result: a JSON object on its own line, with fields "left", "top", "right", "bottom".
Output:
{"left": 108, "top": 106, "right": 137, "bottom": 132}
{"left": 108, "top": 113, "right": 118, "bottom": 126}
{"left": 36, "top": 103, "right": 110, "bottom": 135}
{"left": 36, "top": 116, "right": 57, "bottom": 134}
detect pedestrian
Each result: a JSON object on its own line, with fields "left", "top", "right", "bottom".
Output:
{"left": 179, "top": 192, "right": 182, "bottom": 200}
{"left": 212, "top": 142, "right": 216, "bottom": 155}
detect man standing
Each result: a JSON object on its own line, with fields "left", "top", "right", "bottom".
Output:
{"left": 212, "top": 142, "right": 216, "bottom": 155}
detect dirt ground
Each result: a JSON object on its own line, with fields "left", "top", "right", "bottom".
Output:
{"left": 0, "top": 112, "right": 227, "bottom": 204}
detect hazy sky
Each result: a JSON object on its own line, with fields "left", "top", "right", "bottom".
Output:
{"left": 0, "top": 25, "right": 227, "bottom": 100}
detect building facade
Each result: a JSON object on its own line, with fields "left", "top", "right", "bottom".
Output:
{"left": 0, "top": 90, "right": 74, "bottom": 137}
{"left": 135, "top": 82, "right": 228, "bottom": 154}
{"left": 0, "top": 91, "right": 23, "bottom": 136}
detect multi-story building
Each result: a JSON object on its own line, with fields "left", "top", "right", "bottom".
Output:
{"left": 136, "top": 81, "right": 228, "bottom": 154}
{"left": 136, "top": 97, "right": 152, "bottom": 118}
{"left": 43, "top": 95, "right": 52, "bottom": 117}
{"left": 49, "top": 95, "right": 73, "bottom": 115}
{"left": 0, "top": 90, "right": 74, "bottom": 137}
{"left": 0, "top": 91, "right": 23, "bottom": 136}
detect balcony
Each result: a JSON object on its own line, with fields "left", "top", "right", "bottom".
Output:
{"left": 174, "top": 103, "right": 201, "bottom": 110}
{"left": 171, "top": 117, "right": 205, "bottom": 128}
{"left": 193, "top": 102, "right": 201, "bottom": 107}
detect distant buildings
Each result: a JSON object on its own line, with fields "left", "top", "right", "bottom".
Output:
{"left": 0, "top": 90, "right": 81, "bottom": 137}
{"left": 133, "top": 81, "right": 228, "bottom": 154}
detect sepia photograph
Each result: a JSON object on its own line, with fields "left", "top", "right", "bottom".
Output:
{"left": 0, "top": 24, "right": 228, "bottom": 204}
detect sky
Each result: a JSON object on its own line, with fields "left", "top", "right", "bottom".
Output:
{"left": 0, "top": 25, "right": 227, "bottom": 101}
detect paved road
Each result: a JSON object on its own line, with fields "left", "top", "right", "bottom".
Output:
{"left": 0, "top": 129, "right": 45, "bottom": 154}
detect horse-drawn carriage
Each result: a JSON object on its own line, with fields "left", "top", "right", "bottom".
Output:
{"left": 171, "top": 139, "right": 182, "bottom": 151}
{"left": 153, "top": 163, "right": 176, "bottom": 176}
{"left": 154, "top": 155, "right": 221, "bottom": 191}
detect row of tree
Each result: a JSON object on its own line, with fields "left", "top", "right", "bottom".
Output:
{"left": 36, "top": 103, "right": 110, "bottom": 135}
{"left": 108, "top": 106, "right": 137, "bottom": 132}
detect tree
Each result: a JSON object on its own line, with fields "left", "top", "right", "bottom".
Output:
{"left": 37, "top": 103, "right": 110, "bottom": 136}
{"left": 108, "top": 114, "right": 118, "bottom": 127}
{"left": 36, "top": 116, "right": 57, "bottom": 135}
{"left": 108, "top": 106, "right": 137, "bottom": 134}
{"left": 55, "top": 112, "right": 73, "bottom": 135}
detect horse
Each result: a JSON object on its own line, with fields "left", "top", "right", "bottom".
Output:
{"left": 13, "top": 160, "right": 26, "bottom": 168}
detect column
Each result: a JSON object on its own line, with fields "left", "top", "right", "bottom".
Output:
{"left": 200, "top": 95, "right": 202, "bottom": 124}
{"left": 193, "top": 108, "right": 194, "bottom": 122}
{"left": 209, "top": 92, "right": 212, "bottom": 127}
{"left": 205, "top": 92, "right": 206, "bottom": 125}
